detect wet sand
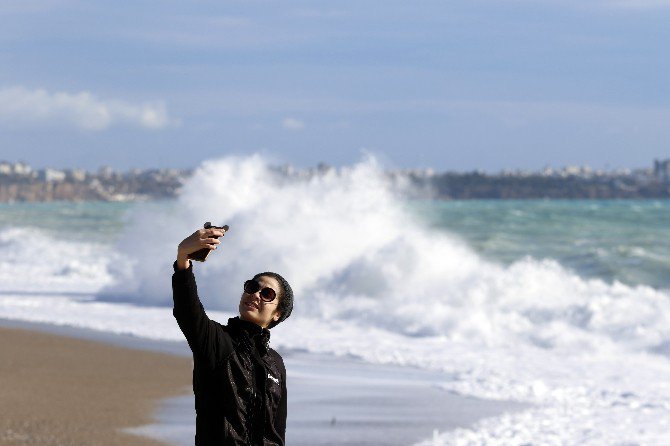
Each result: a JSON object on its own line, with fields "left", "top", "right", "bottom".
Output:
{"left": 128, "top": 350, "right": 528, "bottom": 446}
{"left": 0, "top": 326, "right": 191, "bottom": 446}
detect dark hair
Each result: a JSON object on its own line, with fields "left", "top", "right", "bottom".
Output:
{"left": 253, "top": 271, "right": 293, "bottom": 329}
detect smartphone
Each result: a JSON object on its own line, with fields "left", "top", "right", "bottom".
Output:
{"left": 188, "top": 222, "right": 229, "bottom": 262}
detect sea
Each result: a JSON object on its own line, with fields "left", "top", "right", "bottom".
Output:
{"left": 1, "top": 155, "right": 669, "bottom": 445}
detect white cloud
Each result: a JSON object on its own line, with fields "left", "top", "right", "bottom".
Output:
{"left": 0, "top": 86, "right": 176, "bottom": 130}
{"left": 281, "top": 117, "right": 305, "bottom": 131}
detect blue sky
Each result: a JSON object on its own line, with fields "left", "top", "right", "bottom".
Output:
{"left": 0, "top": 0, "right": 669, "bottom": 172}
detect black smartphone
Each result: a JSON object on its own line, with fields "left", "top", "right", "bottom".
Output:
{"left": 188, "top": 222, "right": 229, "bottom": 262}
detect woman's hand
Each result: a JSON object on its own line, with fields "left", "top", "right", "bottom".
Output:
{"left": 176, "top": 227, "right": 226, "bottom": 270}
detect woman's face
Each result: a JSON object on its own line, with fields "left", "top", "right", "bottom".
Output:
{"left": 238, "top": 275, "right": 281, "bottom": 328}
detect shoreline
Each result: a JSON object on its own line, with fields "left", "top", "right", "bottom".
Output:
{"left": 0, "top": 325, "right": 192, "bottom": 446}
{"left": 1, "top": 319, "right": 528, "bottom": 446}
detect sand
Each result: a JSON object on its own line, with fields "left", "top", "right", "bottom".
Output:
{"left": 0, "top": 326, "right": 192, "bottom": 446}
{"left": 0, "top": 322, "right": 527, "bottom": 446}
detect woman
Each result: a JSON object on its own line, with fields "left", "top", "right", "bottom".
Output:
{"left": 172, "top": 226, "right": 293, "bottom": 445}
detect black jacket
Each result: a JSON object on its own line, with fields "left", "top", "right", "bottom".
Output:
{"left": 172, "top": 262, "right": 287, "bottom": 446}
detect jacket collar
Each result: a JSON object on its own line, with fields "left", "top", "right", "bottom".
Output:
{"left": 227, "top": 316, "right": 271, "bottom": 353}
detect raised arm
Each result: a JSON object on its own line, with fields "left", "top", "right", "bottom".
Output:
{"left": 175, "top": 226, "right": 224, "bottom": 271}
{"left": 172, "top": 227, "right": 230, "bottom": 366}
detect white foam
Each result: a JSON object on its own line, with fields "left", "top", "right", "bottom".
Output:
{"left": 0, "top": 227, "right": 118, "bottom": 294}
{"left": 1, "top": 155, "right": 670, "bottom": 444}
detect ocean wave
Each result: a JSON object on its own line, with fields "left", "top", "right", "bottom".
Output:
{"left": 2, "top": 155, "right": 670, "bottom": 444}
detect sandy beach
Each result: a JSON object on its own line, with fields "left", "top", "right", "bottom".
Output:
{"left": 0, "top": 326, "right": 191, "bottom": 446}
{"left": 0, "top": 321, "right": 526, "bottom": 446}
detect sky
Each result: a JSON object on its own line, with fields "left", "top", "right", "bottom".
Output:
{"left": 0, "top": 0, "right": 669, "bottom": 172}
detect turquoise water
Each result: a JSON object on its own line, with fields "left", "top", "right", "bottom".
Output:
{"left": 409, "top": 199, "right": 670, "bottom": 289}
{"left": 2, "top": 199, "right": 669, "bottom": 289}
{"left": 0, "top": 200, "right": 174, "bottom": 242}
{"left": 0, "top": 201, "right": 133, "bottom": 241}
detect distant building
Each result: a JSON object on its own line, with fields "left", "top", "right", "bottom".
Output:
{"left": 98, "top": 166, "right": 114, "bottom": 179}
{"left": 541, "top": 166, "right": 555, "bottom": 177}
{"left": 276, "top": 164, "right": 295, "bottom": 176}
{"left": 13, "top": 162, "right": 32, "bottom": 176}
{"left": 316, "top": 162, "right": 333, "bottom": 174}
{"left": 654, "top": 159, "right": 670, "bottom": 183}
{"left": 0, "top": 161, "right": 33, "bottom": 177}
{"left": 65, "top": 169, "right": 87, "bottom": 182}
{"left": 38, "top": 168, "right": 66, "bottom": 182}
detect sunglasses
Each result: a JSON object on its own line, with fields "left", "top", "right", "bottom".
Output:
{"left": 243, "top": 280, "right": 277, "bottom": 302}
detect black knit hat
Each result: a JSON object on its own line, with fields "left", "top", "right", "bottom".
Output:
{"left": 253, "top": 271, "right": 293, "bottom": 329}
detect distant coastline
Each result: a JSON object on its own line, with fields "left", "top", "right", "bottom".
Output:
{"left": 0, "top": 162, "right": 186, "bottom": 202}
{"left": 1, "top": 159, "right": 669, "bottom": 202}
